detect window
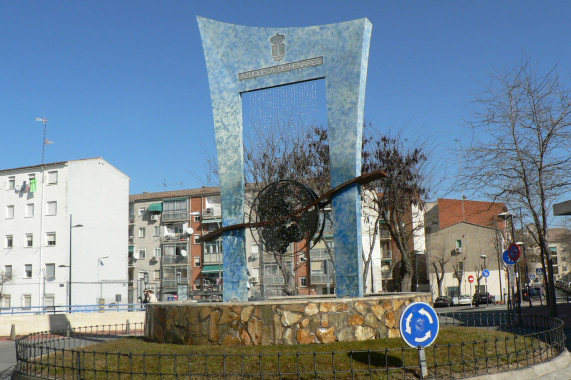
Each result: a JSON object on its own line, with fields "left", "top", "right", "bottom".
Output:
{"left": 45, "top": 263, "right": 55, "bottom": 280}
{"left": 28, "top": 173, "right": 35, "bottom": 181}
{"left": 1, "top": 295, "right": 11, "bottom": 309}
{"left": 194, "top": 256, "right": 201, "bottom": 267}
{"left": 138, "top": 207, "right": 146, "bottom": 216}
{"left": 138, "top": 228, "right": 145, "bottom": 238}
{"left": 46, "top": 232, "right": 56, "bottom": 246}
{"left": 310, "top": 261, "right": 323, "bottom": 274}
{"left": 4, "top": 265, "right": 12, "bottom": 278}
{"left": 22, "top": 294, "right": 32, "bottom": 309}
{"left": 194, "top": 234, "right": 200, "bottom": 244}
{"left": 8, "top": 176, "right": 15, "bottom": 190}
{"left": 154, "top": 270, "right": 161, "bottom": 280}
{"left": 163, "top": 200, "right": 187, "bottom": 220}
{"left": 24, "top": 264, "right": 32, "bottom": 278}
{"left": 154, "top": 226, "right": 161, "bottom": 236}
{"left": 25, "top": 203, "right": 34, "bottom": 218}
{"left": 5, "top": 235, "right": 13, "bottom": 249}
{"left": 138, "top": 249, "right": 146, "bottom": 259}
{"left": 46, "top": 201, "right": 57, "bottom": 216}
{"left": 6, "top": 205, "right": 14, "bottom": 219}
{"left": 153, "top": 248, "right": 161, "bottom": 259}
{"left": 25, "top": 234, "right": 33, "bottom": 247}
{"left": 300, "top": 276, "right": 307, "bottom": 287}
{"left": 44, "top": 295, "right": 55, "bottom": 311}
{"left": 456, "top": 240, "right": 462, "bottom": 248}
{"left": 47, "top": 171, "right": 58, "bottom": 185}
{"left": 194, "top": 215, "right": 200, "bottom": 222}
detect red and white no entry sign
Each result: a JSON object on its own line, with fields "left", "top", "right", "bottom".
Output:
{"left": 468, "top": 275, "right": 475, "bottom": 283}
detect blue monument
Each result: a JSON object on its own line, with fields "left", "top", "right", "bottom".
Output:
{"left": 198, "top": 17, "right": 372, "bottom": 302}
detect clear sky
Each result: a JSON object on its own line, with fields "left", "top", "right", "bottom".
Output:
{"left": 2, "top": 1, "right": 570, "bottom": 208}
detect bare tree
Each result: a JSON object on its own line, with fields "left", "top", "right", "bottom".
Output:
{"left": 0, "top": 270, "right": 12, "bottom": 302}
{"left": 362, "top": 133, "right": 430, "bottom": 292}
{"left": 462, "top": 58, "right": 571, "bottom": 316}
{"left": 243, "top": 121, "right": 330, "bottom": 296}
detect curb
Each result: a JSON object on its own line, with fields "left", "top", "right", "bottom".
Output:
{"left": 467, "top": 349, "right": 571, "bottom": 379}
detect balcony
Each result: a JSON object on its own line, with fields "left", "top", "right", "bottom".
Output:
{"left": 162, "top": 210, "right": 188, "bottom": 221}
{"left": 204, "top": 253, "right": 222, "bottom": 264}
{"left": 310, "top": 273, "right": 335, "bottom": 285}
{"left": 162, "top": 255, "right": 188, "bottom": 265}
{"left": 379, "top": 229, "right": 391, "bottom": 240}
{"left": 264, "top": 275, "right": 285, "bottom": 285}
{"left": 202, "top": 208, "right": 221, "bottom": 218}
{"left": 161, "top": 233, "right": 188, "bottom": 243}
{"left": 309, "top": 249, "right": 334, "bottom": 260}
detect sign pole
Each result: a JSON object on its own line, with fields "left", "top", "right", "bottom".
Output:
{"left": 418, "top": 347, "right": 428, "bottom": 378}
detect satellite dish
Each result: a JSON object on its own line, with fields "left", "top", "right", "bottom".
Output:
{"left": 186, "top": 228, "right": 194, "bottom": 235}
{"left": 180, "top": 250, "right": 188, "bottom": 257}
{"left": 132, "top": 251, "right": 140, "bottom": 260}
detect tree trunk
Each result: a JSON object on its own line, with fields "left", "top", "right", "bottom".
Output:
{"left": 273, "top": 252, "right": 296, "bottom": 296}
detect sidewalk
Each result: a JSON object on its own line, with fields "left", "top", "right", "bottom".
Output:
{"left": 0, "top": 340, "right": 16, "bottom": 380}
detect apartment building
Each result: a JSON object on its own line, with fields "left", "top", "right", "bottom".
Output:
{"left": 128, "top": 188, "right": 222, "bottom": 302}
{"left": 129, "top": 186, "right": 428, "bottom": 300}
{"left": 524, "top": 228, "right": 571, "bottom": 284}
{"left": 425, "top": 198, "right": 510, "bottom": 301}
{"left": 0, "top": 158, "right": 129, "bottom": 310}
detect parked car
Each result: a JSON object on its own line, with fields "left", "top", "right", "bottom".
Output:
{"left": 457, "top": 294, "right": 472, "bottom": 305}
{"left": 472, "top": 292, "right": 494, "bottom": 305}
{"left": 434, "top": 296, "right": 453, "bottom": 307}
{"left": 522, "top": 286, "right": 544, "bottom": 300}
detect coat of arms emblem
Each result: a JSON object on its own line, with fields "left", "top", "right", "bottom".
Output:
{"left": 270, "top": 33, "right": 286, "bottom": 62}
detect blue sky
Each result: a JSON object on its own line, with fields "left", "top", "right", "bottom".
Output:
{"left": 1, "top": 1, "right": 570, "bottom": 209}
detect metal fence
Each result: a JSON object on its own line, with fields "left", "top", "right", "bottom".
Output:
{"left": 13, "top": 311, "right": 566, "bottom": 379}
{"left": 0, "top": 303, "right": 145, "bottom": 315}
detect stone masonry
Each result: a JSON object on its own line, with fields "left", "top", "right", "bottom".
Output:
{"left": 145, "top": 293, "right": 431, "bottom": 346}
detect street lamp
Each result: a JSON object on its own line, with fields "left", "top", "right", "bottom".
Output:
{"left": 415, "top": 251, "right": 426, "bottom": 292}
{"left": 67, "top": 216, "right": 83, "bottom": 310}
{"left": 98, "top": 255, "right": 110, "bottom": 301}
{"left": 481, "top": 254, "right": 488, "bottom": 306}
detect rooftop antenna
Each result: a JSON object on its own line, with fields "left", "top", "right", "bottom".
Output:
{"left": 163, "top": 178, "right": 183, "bottom": 191}
{"left": 35, "top": 117, "right": 52, "bottom": 164}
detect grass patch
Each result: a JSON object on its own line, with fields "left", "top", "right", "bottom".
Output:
{"left": 21, "top": 327, "right": 552, "bottom": 379}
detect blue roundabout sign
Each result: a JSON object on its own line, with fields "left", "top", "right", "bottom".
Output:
{"left": 502, "top": 250, "right": 516, "bottom": 265}
{"left": 399, "top": 302, "right": 439, "bottom": 348}
{"left": 482, "top": 269, "right": 490, "bottom": 278}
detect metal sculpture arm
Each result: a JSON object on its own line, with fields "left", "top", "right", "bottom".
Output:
{"left": 198, "top": 169, "right": 387, "bottom": 243}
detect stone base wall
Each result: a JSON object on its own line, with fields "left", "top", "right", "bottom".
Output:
{"left": 145, "top": 293, "right": 431, "bottom": 346}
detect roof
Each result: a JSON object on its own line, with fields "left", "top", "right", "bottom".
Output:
{"left": 129, "top": 186, "right": 221, "bottom": 202}
{"left": 0, "top": 157, "right": 111, "bottom": 174}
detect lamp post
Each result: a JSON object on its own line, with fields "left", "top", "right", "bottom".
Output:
{"left": 67, "top": 216, "right": 83, "bottom": 310}
{"left": 415, "top": 251, "right": 426, "bottom": 292}
{"left": 98, "top": 255, "right": 110, "bottom": 301}
{"left": 481, "top": 254, "right": 488, "bottom": 306}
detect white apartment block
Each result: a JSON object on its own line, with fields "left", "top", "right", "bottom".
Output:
{"left": 0, "top": 158, "right": 129, "bottom": 310}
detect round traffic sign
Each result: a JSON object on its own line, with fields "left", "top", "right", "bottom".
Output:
{"left": 468, "top": 275, "right": 474, "bottom": 283}
{"left": 482, "top": 269, "right": 490, "bottom": 278}
{"left": 502, "top": 250, "right": 516, "bottom": 265}
{"left": 399, "top": 302, "right": 439, "bottom": 348}
{"left": 507, "top": 243, "right": 521, "bottom": 261}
